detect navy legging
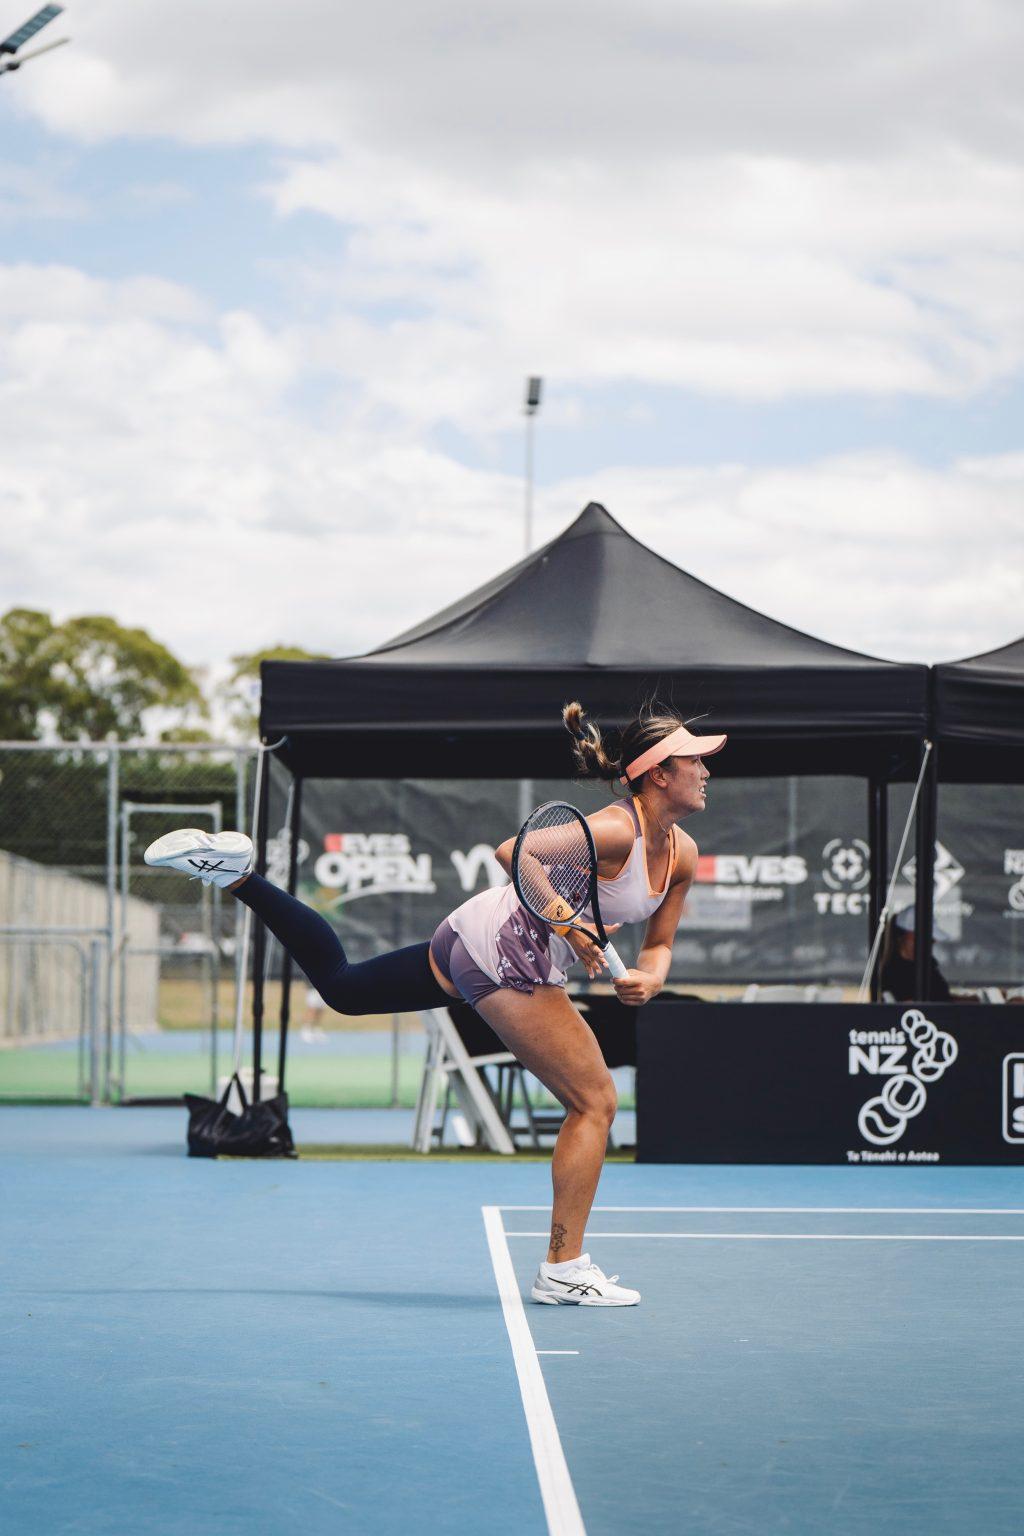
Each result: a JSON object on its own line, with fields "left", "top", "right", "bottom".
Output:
{"left": 235, "top": 873, "right": 451, "bottom": 1015}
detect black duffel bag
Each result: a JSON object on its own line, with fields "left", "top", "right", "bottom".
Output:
{"left": 184, "top": 1072, "right": 297, "bottom": 1160}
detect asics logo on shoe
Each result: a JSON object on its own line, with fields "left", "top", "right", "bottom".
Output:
{"left": 532, "top": 1259, "right": 638, "bottom": 1306}
{"left": 188, "top": 858, "right": 226, "bottom": 874}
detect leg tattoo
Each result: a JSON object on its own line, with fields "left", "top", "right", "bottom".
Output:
{"left": 549, "top": 1221, "right": 568, "bottom": 1256}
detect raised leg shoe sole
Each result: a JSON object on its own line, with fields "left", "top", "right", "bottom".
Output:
{"left": 145, "top": 830, "right": 253, "bottom": 866}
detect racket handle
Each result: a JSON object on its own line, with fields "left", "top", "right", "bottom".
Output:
{"left": 602, "top": 941, "right": 628, "bottom": 980}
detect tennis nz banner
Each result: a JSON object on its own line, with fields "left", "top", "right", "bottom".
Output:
{"left": 266, "top": 765, "right": 1024, "bottom": 988}
{"left": 636, "top": 1002, "right": 1024, "bottom": 1165}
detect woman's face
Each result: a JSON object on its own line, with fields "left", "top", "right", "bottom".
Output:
{"left": 658, "top": 753, "right": 709, "bottom": 817}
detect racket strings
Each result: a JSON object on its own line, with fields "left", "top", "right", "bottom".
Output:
{"left": 517, "top": 806, "right": 593, "bottom": 919}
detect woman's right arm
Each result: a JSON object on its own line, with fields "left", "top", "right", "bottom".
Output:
{"left": 494, "top": 837, "right": 515, "bottom": 878}
{"left": 494, "top": 823, "right": 622, "bottom": 979}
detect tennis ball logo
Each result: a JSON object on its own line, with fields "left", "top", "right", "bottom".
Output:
{"left": 858, "top": 1074, "right": 927, "bottom": 1145}
{"left": 856, "top": 1009, "right": 957, "bottom": 1146}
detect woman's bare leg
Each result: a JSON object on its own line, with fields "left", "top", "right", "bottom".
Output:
{"left": 427, "top": 949, "right": 462, "bottom": 999}
{"left": 474, "top": 987, "right": 617, "bottom": 1263}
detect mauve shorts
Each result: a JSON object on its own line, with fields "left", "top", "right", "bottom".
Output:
{"left": 429, "top": 918, "right": 530, "bottom": 1009}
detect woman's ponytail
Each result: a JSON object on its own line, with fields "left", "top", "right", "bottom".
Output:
{"left": 562, "top": 701, "right": 621, "bottom": 783}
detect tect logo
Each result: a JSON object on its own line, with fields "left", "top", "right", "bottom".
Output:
{"left": 314, "top": 833, "right": 435, "bottom": 902}
{"left": 1003, "top": 1054, "right": 1024, "bottom": 1144}
{"left": 822, "top": 839, "right": 870, "bottom": 890}
{"left": 816, "top": 838, "right": 871, "bottom": 915}
{"left": 849, "top": 1008, "right": 958, "bottom": 1146}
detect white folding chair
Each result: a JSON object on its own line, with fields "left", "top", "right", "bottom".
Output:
{"left": 743, "top": 983, "right": 847, "bottom": 1003}
{"left": 412, "top": 1008, "right": 518, "bottom": 1155}
{"left": 741, "top": 983, "right": 817, "bottom": 1003}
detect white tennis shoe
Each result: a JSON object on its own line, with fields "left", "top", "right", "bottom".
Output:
{"left": 531, "top": 1254, "right": 640, "bottom": 1306}
{"left": 144, "top": 829, "right": 254, "bottom": 888}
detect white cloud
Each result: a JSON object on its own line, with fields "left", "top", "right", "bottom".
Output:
{"left": 261, "top": 142, "right": 1024, "bottom": 413}
{"left": 8, "top": 0, "right": 1024, "bottom": 407}
{"left": 0, "top": 265, "right": 521, "bottom": 660}
{"left": 0, "top": 263, "right": 1020, "bottom": 674}
{"left": 20, "top": 1, "right": 1024, "bottom": 167}
{"left": 544, "top": 454, "right": 1024, "bottom": 662}
{"left": 0, "top": 263, "right": 205, "bottom": 324}
{"left": 1, "top": 5, "right": 1020, "bottom": 682}
{"left": 245, "top": 146, "right": 1024, "bottom": 432}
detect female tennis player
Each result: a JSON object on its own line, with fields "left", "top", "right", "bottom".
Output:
{"left": 146, "top": 700, "right": 725, "bottom": 1306}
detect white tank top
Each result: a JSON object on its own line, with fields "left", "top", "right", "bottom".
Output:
{"left": 584, "top": 796, "right": 679, "bottom": 930}
{"left": 446, "top": 797, "right": 678, "bottom": 985}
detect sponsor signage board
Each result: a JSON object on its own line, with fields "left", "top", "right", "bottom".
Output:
{"left": 637, "top": 1003, "right": 1024, "bottom": 1164}
{"left": 265, "top": 769, "right": 1024, "bottom": 986}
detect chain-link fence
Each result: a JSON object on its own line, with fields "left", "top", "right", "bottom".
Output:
{"left": 0, "top": 744, "right": 255, "bottom": 1104}
{"left": 0, "top": 742, "right": 439, "bottom": 1109}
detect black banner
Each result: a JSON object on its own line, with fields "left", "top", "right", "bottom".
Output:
{"left": 266, "top": 764, "right": 1024, "bottom": 987}
{"left": 636, "top": 1002, "right": 1024, "bottom": 1164}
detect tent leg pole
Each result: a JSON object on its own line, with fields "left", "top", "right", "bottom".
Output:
{"left": 251, "top": 755, "right": 272, "bottom": 1103}
{"left": 913, "top": 741, "right": 938, "bottom": 1001}
{"left": 867, "top": 776, "right": 888, "bottom": 1002}
{"left": 277, "top": 772, "right": 303, "bottom": 1096}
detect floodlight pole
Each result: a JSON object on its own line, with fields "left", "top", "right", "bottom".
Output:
{"left": 519, "top": 376, "right": 543, "bottom": 831}
{"left": 523, "top": 376, "right": 542, "bottom": 555}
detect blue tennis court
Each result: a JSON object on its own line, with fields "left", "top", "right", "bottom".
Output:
{"left": 4, "top": 1108, "right": 1023, "bottom": 1534}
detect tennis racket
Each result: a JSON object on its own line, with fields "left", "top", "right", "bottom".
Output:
{"left": 511, "top": 800, "right": 628, "bottom": 979}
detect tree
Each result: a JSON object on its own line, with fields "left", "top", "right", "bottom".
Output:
{"left": 0, "top": 607, "right": 204, "bottom": 741}
{"left": 0, "top": 608, "right": 59, "bottom": 739}
{"left": 220, "top": 645, "right": 330, "bottom": 737}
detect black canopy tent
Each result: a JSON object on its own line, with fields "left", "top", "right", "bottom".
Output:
{"left": 263, "top": 502, "right": 929, "bottom": 782}
{"left": 921, "top": 637, "right": 1024, "bottom": 997}
{"left": 934, "top": 636, "right": 1024, "bottom": 783}
{"left": 255, "top": 504, "right": 933, "bottom": 1098}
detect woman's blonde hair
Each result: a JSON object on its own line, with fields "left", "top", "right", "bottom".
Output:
{"left": 562, "top": 698, "right": 694, "bottom": 788}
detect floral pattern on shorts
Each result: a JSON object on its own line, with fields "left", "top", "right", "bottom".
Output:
{"left": 493, "top": 904, "right": 559, "bottom": 993}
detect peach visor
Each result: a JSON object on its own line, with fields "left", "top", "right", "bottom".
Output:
{"left": 620, "top": 723, "right": 727, "bottom": 785}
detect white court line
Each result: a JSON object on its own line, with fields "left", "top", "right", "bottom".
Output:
{"left": 504, "top": 1231, "right": 1024, "bottom": 1241}
{"left": 482, "top": 1206, "right": 586, "bottom": 1536}
{"left": 498, "top": 1205, "right": 1024, "bottom": 1215}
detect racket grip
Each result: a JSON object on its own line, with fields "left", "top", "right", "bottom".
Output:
{"left": 602, "top": 941, "right": 628, "bottom": 980}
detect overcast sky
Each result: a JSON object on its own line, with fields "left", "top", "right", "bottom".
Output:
{"left": 2, "top": 0, "right": 1022, "bottom": 675}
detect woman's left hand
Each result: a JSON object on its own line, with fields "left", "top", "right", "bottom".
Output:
{"left": 612, "top": 969, "right": 663, "bottom": 1007}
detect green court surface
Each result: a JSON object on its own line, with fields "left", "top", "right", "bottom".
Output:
{"left": 0, "top": 1029, "right": 634, "bottom": 1111}
{"left": 0, "top": 1046, "right": 427, "bottom": 1105}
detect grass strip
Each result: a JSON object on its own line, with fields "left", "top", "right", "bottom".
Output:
{"left": 296, "top": 1142, "right": 636, "bottom": 1162}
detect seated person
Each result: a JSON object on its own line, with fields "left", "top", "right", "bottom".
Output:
{"left": 879, "top": 907, "right": 956, "bottom": 1002}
